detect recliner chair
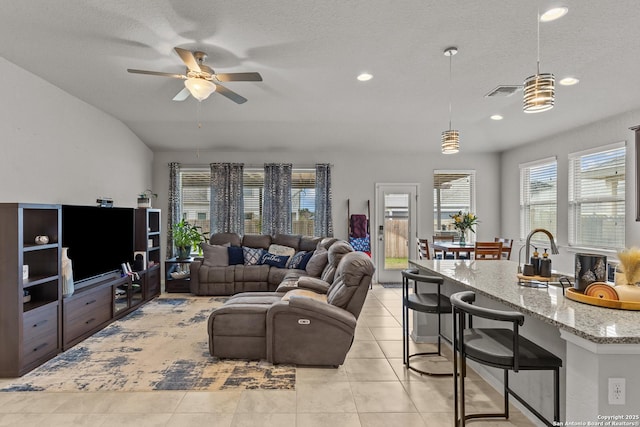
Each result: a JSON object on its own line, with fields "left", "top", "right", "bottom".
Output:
{"left": 207, "top": 251, "right": 375, "bottom": 366}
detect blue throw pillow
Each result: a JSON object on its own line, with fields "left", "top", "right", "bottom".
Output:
{"left": 259, "top": 252, "right": 289, "bottom": 268}
{"left": 228, "top": 246, "right": 244, "bottom": 265}
{"left": 288, "top": 251, "right": 307, "bottom": 269}
{"left": 298, "top": 250, "right": 315, "bottom": 270}
{"left": 243, "top": 247, "right": 265, "bottom": 266}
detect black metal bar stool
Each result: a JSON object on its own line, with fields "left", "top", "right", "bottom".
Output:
{"left": 401, "top": 269, "right": 452, "bottom": 376}
{"left": 450, "top": 291, "right": 562, "bottom": 427}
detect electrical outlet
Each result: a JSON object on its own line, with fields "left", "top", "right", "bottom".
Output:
{"left": 608, "top": 378, "right": 625, "bottom": 405}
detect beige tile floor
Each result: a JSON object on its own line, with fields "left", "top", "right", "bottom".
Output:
{"left": 0, "top": 284, "right": 536, "bottom": 427}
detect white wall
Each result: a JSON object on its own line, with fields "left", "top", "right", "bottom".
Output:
{"left": 500, "top": 109, "right": 640, "bottom": 273}
{"left": 0, "top": 57, "right": 154, "bottom": 206}
{"left": 152, "top": 149, "right": 502, "bottom": 260}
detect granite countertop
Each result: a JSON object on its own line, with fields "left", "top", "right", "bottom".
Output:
{"left": 409, "top": 259, "right": 640, "bottom": 344}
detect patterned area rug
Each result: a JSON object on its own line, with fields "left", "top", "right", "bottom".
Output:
{"left": 380, "top": 282, "right": 403, "bottom": 288}
{"left": 0, "top": 296, "right": 295, "bottom": 392}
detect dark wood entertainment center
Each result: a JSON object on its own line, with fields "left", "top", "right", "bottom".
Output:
{"left": 0, "top": 203, "right": 161, "bottom": 377}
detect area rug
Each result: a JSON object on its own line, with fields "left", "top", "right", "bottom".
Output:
{"left": 0, "top": 296, "right": 295, "bottom": 392}
{"left": 380, "top": 282, "right": 403, "bottom": 288}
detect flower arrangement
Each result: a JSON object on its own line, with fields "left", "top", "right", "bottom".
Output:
{"left": 450, "top": 211, "right": 478, "bottom": 234}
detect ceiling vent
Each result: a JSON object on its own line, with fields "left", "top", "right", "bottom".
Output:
{"left": 484, "top": 85, "right": 523, "bottom": 98}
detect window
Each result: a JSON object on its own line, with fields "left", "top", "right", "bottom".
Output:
{"left": 520, "top": 157, "right": 557, "bottom": 241}
{"left": 180, "top": 167, "right": 316, "bottom": 235}
{"left": 180, "top": 169, "right": 211, "bottom": 237}
{"left": 433, "top": 170, "right": 476, "bottom": 237}
{"left": 569, "top": 142, "right": 626, "bottom": 250}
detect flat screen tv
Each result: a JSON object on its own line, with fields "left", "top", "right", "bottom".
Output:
{"left": 62, "top": 205, "right": 135, "bottom": 284}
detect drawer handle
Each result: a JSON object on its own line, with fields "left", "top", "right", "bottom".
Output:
{"left": 33, "top": 343, "right": 48, "bottom": 352}
{"left": 85, "top": 299, "right": 97, "bottom": 305}
{"left": 85, "top": 318, "right": 96, "bottom": 325}
{"left": 32, "top": 319, "right": 48, "bottom": 328}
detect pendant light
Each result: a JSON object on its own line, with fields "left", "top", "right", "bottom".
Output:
{"left": 442, "top": 47, "right": 459, "bottom": 154}
{"left": 523, "top": 10, "right": 555, "bottom": 113}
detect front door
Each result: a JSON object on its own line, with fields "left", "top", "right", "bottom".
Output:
{"left": 375, "top": 184, "right": 418, "bottom": 283}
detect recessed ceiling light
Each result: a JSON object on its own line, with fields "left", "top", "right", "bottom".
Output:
{"left": 357, "top": 73, "right": 373, "bottom": 82}
{"left": 490, "top": 114, "right": 503, "bottom": 121}
{"left": 559, "top": 76, "right": 580, "bottom": 86}
{"left": 540, "top": 7, "right": 568, "bottom": 22}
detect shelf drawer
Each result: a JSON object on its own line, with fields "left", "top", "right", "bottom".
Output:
{"left": 22, "top": 304, "right": 59, "bottom": 366}
{"left": 63, "top": 288, "right": 112, "bottom": 346}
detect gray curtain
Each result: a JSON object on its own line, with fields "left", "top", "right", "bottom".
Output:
{"left": 210, "top": 163, "right": 244, "bottom": 235}
{"left": 167, "top": 162, "right": 181, "bottom": 258}
{"left": 262, "top": 163, "right": 292, "bottom": 235}
{"left": 314, "top": 163, "right": 333, "bottom": 237}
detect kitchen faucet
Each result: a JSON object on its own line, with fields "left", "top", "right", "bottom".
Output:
{"left": 524, "top": 228, "right": 559, "bottom": 268}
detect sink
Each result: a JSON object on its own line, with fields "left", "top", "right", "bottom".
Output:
{"left": 517, "top": 272, "right": 572, "bottom": 288}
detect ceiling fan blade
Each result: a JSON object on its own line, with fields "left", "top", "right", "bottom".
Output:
{"left": 174, "top": 47, "right": 201, "bottom": 72}
{"left": 215, "top": 84, "right": 248, "bottom": 104}
{"left": 172, "top": 87, "right": 191, "bottom": 101}
{"left": 127, "top": 69, "right": 186, "bottom": 79}
{"left": 215, "top": 72, "right": 263, "bottom": 82}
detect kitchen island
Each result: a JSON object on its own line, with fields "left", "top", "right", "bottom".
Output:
{"left": 410, "top": 258, "right": 640, "bottom": 424}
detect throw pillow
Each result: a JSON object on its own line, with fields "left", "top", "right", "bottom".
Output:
{"left": 305, "top": 247, "right": 328, "bottom": 277}
{"left": 268, "top": 244, "right": 296, "bottom": 258}
{"left": 201, "top": 243, "right": 230, "bottom": 267}
{"left": 259, "top": 252, "right": 289, "bottom": 268}
{"left": 288, "top": 251, "right": 308, "bottom": 269}
{"left": 243, "top": 247, "right": 265, "bottom": 266}
{"left": 298, "top": 250, "right": 315, "bottom": 270}
{"left": 228, "top": 246, "right": 244, "bottom": 265}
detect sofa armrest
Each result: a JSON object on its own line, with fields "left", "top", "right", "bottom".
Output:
{"left": 189, "top": 260, "right": 202, "bottom": 293}
{"left": 297, "top": 276, "right": 331, "bottom": 294}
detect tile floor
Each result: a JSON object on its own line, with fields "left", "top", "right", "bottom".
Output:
{"left": 0, "top": 284, "right": 536, "bottom": 427}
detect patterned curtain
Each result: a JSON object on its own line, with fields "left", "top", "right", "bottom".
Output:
{"left": 262, "top": 163, "right": 292, "bottom": 235}
{"left": 167, "top": 162, "right": 181, "bottom": 258}
{"left": 210, "top": 163, "right": 245, "bottom": 235}
{"left": 314, "top": 163, "right": 334, "bottom": 237}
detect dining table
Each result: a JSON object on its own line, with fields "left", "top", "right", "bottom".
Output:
{"left": 430, "top": 241, "right": 475, "bottom": 259}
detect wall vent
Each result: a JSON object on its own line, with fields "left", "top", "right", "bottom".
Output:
{"left": 484, "top": 85, "right": 523, "bottom": 97}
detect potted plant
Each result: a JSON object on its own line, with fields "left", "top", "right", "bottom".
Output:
{"left": 137, "top": 189, "right": 158, "bottom": 208}
{"left": 172, "top": 219, "right": 206, "bottom": 259}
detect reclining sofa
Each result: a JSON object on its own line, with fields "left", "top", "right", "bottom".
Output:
{"left": 207, "top": 251, "right": 375, "bottom": 366}
{"left": 189, "top": 232, "right": 348, "bottom": 296}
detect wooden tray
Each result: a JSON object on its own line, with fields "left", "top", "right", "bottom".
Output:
{"left": 517, "top": 273, "right": 555, "bottom": 282}
{"left": 565, "top": 288, "right": 640, "bottom": 310}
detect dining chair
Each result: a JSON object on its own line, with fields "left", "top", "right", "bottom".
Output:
{"left": 494, "top": 237, "right": 513, "bottom": 260}
{"left": 450, "top": 291, "right": 561, "bottom": 426}
{"left": 417, "top": 238, "right": 430, "bottom": 260}
{"left": 432, "top": 234, "right": 454, "bottom": 259}
{"left": 473, "top": 241, "right": 503, "bottom": 260}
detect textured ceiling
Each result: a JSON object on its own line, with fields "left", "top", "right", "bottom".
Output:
{"left": 1, "top": 1, "right": 639, "bottom": 154}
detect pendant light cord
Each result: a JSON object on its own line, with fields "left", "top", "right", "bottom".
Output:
{"left": 536, "top": 8, "right": 541, "bottom": 75}
{"left": 448, "top": 52, "right": 453, "bottom": 131}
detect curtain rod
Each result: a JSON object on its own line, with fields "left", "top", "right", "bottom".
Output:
{"left": 176, "top": 163, "right": 334, "bottom": 169}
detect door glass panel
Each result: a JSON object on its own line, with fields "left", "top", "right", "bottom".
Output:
{"left": 384, "top": 193, "right": 409, "bottom": 270}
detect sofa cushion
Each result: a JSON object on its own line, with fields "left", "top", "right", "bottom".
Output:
{"left": 259, "top": 252, "right": 289, "bottom": 268}
{"left": 209, "top": 232, "right": 242, "bottom": 247}
{"left": 300, "top": 236, "right": 322, "bottom": 252}
{"left": 273, "top": 234, "right": 301, "bottom": 250}
{"left": 242, "top": 234, "right": 271, "bottom": 249}
{"left": 243, "top": 247, "right": 266, "bottom": 265}
{"left": 228, "top": 246, "right": 244, "bottom": 265}
{"left": 202, "top": 243, "right": 230, "bottom": 267}
{"left": 305, "top": 247, "right": 328, "bottom": 277}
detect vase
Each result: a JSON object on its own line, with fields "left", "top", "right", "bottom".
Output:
{"left": 177, "top": 245, "right": 192, "bottom": 260}
{"left": 459, "top": 231, "right": 466, "bottom": 246}
{"left": 61, "top": 247, "right": 75, "bottom": 297}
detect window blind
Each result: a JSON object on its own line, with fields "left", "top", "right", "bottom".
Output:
{"left": 433, "top": 170, "right": 476, "bottom": 235}
{"left": 568, "top": 142, "right": 626, "bottom": 250}
{"left": 519, "top": 157, "right": 557, "bottom": 241}
{"left": 179, "top": 169, "right": 211, "bottom": 235}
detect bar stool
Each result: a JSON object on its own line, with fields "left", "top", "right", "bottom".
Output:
{"left": 401, "top": 269, "right": 452, "bottom": 376}
{"left": 450, "top": 291, "right": 562, "bottom": 427}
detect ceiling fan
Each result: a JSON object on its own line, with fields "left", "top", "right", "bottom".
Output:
{"left": 127, "top": 47, "right": 262, "bottom": 104}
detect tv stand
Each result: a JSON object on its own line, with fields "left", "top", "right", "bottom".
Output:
{"left": 0, "top": 204, "right": 162, "bottom": 377}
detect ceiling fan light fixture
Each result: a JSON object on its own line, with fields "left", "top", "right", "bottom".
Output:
{"left": 441, "top": 130, "right": 460, "bottom": 154}
{"left": 184, "top": 77, "right": 216, "bottom": 101}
